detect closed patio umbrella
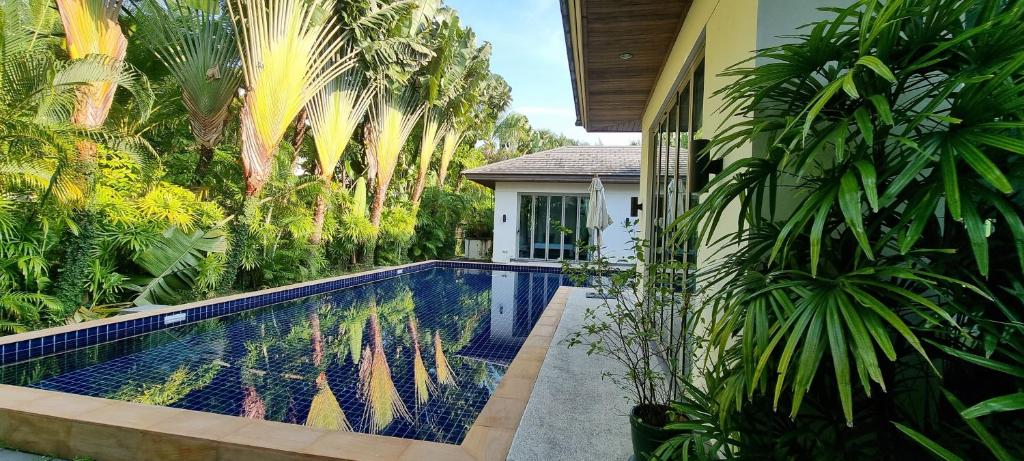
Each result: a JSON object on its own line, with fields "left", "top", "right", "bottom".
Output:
{"left": 587, "top": 176, "right": 613, "bottom": 261}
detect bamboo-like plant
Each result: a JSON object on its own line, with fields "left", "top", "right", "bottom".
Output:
{"left": 227, "top": 0, "right": 355, "bottom": 197}
{"left": 365, "top": 92, "right": 423, "bottom": 227}
{"left": 307, "top": 72, "right": 373, "bottom": 243}
{"left": 433, "top": 330, "right": 456, "bottom": 387}
{"left": 411, "top": 111, "right": 445, "bottom": 206}
{"left": 408, "top": 317, "right": 435, "bottom": 405}
{"left": 136, "top": 0, "right": 242, "bottom": 176}
{"left": 55, "top": 0, "right": 127, "bottom": 131}
{"left": 358, "top": 311, "right": 410, "bottom": 433}
{"left": 662, "top": 1, "right": 1024, "bottom": 458}
{"left": 436, "top": 128, "right": 462, "bottom": 187}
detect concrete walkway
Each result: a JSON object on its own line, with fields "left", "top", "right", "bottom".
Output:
{"left": 508, "top": 287, "right": 632, "bottom": 461}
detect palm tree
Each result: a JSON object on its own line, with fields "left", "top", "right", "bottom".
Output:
{"left": 306, "top": 72, "right": 373, "bottom": 244}
{"left": 227, "top": 0, "right": 355, "bottom": 197}
{"left": 364, "top": 92, "right": 423, "bottom": 227}
{"left": 134, "top": 0, "right": 242, "bottom": 179}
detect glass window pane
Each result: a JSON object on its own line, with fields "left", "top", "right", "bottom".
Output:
{"left": 692, "top": 60, "right": 705, "bottom": 134}
{"left": 547, "top": 196, "right": 563, "bottom": 259}
{"left": 518, "top": 195, "right": 533, "bottom": 258}
{"left": 563, "top": 196, "right": 578, "bottom": 260}
{"left": 533, "top": 196, "right": 547, "bottom": 259}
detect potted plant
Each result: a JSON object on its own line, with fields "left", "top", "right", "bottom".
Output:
{"left": 563, "top": 228, "right": 700, "bottom": 461}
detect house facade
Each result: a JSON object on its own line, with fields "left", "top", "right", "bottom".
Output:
{"left": 463, "top": 146, "right": 642, "bottom": 264}
{"left": 560, "top": 0, "right": 838, "bottom": 271}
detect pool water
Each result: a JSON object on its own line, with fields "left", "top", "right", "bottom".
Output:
{"left": 0, "top": 267, "right": 568, "bottom": 444}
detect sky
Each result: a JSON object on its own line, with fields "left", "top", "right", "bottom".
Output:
{"left": 445, "top": 0, "right": 641, "bottom": 146}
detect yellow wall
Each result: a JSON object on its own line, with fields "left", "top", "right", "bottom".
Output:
{"left": 637, "top": 0, "right": 761, "bottom": 386}
{"left": 639, "top": 0, "right": 759, "bottom": 263}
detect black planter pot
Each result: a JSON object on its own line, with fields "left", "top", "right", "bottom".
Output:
{"left": 629, "top": 404, "right": 685, "bottom": 461}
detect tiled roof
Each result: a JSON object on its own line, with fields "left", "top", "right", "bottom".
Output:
{"left": 462, "top": 146, "right": 645, "bottom": 187}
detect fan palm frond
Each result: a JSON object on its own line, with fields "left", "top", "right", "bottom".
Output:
{"left": 55, "top": 0, "right": 128, "bottom": 128}
{"left": 228, "top": 0, "right": 356, "bottom": 196}
{"left": 411, "top": 110, "right": 445, "bottom": 206}
{"left": 136, "top": 0, "right": 242, "bottom": 149}
{"left": 436, "top": 128, "right": 462, "bottom": 187}
{"left": 365, "top": 91, "right": 422, "bottom": 226}
{"left": 308, "top": 71, "right": 372, "bottom": 180}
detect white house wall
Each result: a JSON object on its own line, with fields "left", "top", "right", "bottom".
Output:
{"left": 491, "top": 181, "right": 639, "bottom": 263}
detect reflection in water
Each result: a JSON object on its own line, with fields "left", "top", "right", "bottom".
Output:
{"left": 359, "top": 311, "right": 411, "bottom": 433}
{"left": 114, "top": 362, "right": 221, "bottom": 406}
{"left": 307, "top": 372, "right": 351, "bottom": 430}
{"left": 433, "top": 330, "right": 457, "bottom": 388}
{"left": 0, "top": 268, "right": 570, "bottom": 444}
{"left": 242, "top": 384, "right": 266, "bottom": 419}
{"left": 408, "top": 317, "right": 435, "bottom": 405}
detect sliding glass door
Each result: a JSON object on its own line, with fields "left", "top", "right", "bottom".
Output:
{"left": 517, "top": 194, "right": 591, "bottom": 261}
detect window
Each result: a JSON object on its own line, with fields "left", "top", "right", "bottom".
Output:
{"left": 647, "top": 56, "right": 705, "bottom": 287}
{"left": 517, "top": 193, "right": 591, "bottom": 261}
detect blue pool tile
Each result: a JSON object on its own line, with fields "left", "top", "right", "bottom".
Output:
{"left": 0, "top": 265, "right": 570, "bottom": 444}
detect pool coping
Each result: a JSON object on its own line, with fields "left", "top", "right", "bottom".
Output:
{"left": 0, "top": 262, "right": 572, "bottom": 461}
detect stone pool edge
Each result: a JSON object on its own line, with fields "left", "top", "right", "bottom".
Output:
{"left": 0, "top": 273, "right": 572, "bottom": 461}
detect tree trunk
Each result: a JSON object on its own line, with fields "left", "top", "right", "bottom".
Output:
{"left": 369, "top": 180, "right": 387, "bottom": 228}
{"left": 436, "top": 169, "right": 448, "bottom": 188}
{"left": 291, "top": 108, "right": 309, "bottom": 156}
{"left": 195, "top": 145, "right": 214, "bottom": 182}
{"left": 240, "top": 102, "right": 273, "bottom": 197}
{"left": 310, "top": 193, "right": 328, "bottom": 244}
{"left": 411, "top": 172, "right": 427, "bottom": 207}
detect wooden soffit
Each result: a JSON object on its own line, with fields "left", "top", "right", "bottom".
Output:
{"left": 561, "top": 0, "right": 691, "bottom": 132}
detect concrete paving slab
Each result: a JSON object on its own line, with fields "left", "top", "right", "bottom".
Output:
{"left": 507, "top": 287, "right": 632, "bottom": 461}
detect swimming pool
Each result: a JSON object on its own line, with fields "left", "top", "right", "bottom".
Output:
{"left": 0, "top": 263, "right": 569, "bottom": 446}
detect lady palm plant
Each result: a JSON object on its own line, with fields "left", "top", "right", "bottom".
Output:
{"left": 364, "top": 91, "right": 423, "bottom": 227}
{"left": 307, "top": 72, "right": 373, "bottom": 244}
{"left": 227, "top": 0, "right": 355, "bottom": 197}
{"left": 669, "top": 0, "right": 1024, "bottom": 458}
{"left": 134, "top": 0, "right": 242, "bottom": 177}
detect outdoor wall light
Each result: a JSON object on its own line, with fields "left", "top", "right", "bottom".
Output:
{"left": 502, "top": 214, "right": 507, "bottom": 223}
{"left": 619, "top": 52, "right": 634, "bottom": 61}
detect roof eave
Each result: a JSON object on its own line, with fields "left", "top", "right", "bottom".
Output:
{"left": 463, "top": 173, "right": 641, "bottom": 190}
{"left": 560, "top": 0, "right": 586, "bottom": 129}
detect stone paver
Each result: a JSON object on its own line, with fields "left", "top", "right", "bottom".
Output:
{"left": 507, "top": 287, "right": 632, "bottom": 461}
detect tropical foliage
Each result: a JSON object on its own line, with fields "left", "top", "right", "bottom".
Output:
{"left": 0, "top": 0, "right": 580, "bottom": 335}
{"left": 664, "top": 1, "right": 1024, "bottom": 458}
